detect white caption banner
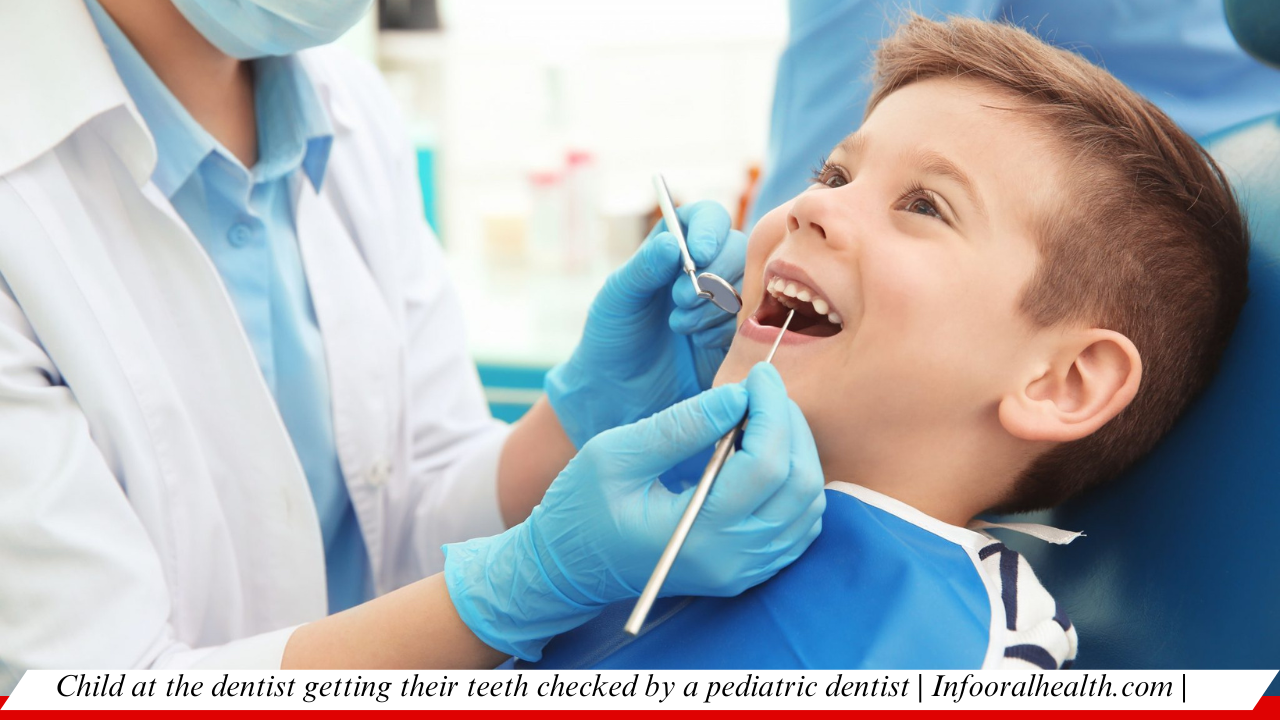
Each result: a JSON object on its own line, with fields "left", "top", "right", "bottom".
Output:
{"left": 4, "top": 669, "right": 1276, "bottom": 711}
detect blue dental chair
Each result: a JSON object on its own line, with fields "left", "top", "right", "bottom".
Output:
{"left": 1003, "top": 11, "right": 1280, "bottom": 691}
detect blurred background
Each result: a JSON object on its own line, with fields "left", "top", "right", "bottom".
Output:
{"left": 336, "top": 0, "right": 786, "bottom": 419}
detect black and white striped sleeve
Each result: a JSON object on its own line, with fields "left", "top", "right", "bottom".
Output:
{"left": 977, "top": 541, "right": 1079, "bottom": 670}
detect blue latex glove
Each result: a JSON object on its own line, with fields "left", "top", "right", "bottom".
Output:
{"left": 546, "top": 201, "right": 748, "bottom": 448}
{"left": 445, "top": 364, "right": 825, "bottom": 661}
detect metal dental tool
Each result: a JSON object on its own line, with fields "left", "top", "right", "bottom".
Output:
{"left": 653, "top": 173, "right": 744, "bottom": 315}
{"left": 624, "top": 308, "right": 795, "bottom": 636}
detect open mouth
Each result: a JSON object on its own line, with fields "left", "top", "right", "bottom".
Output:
{"left": 754, "top": 275, "right": 844, "bottom": 338}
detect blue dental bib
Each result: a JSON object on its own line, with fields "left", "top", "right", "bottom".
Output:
{"left": 519, "top": 486, "right": 995, "bottom": 670}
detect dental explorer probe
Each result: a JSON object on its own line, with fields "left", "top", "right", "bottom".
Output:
{"left": 652, "top": 173, "right": 744, "bottom": 315}
{"left": 624, "top": 308, "right": 796, "bottom": 636}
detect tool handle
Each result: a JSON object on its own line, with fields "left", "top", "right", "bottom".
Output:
{"left": 652, "top": 174, "right": 698, "bottom": 276}
{"left": 624, "top": 417, "right": 744, "bottom": 636}
{"left": 623, "top": 308, "right": 792, "bottom": 636}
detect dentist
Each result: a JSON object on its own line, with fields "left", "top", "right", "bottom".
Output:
{"left": 0, "top": 0, "right": 824, "bottom": 686}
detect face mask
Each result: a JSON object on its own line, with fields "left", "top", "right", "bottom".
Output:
{"left": 170, "top": 0, "right": 373, "bottom": 59}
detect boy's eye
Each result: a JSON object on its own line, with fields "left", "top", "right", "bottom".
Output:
{"left": 905, "top": 196, "right": 942, "bottom": 219}
{"left": 810, "top": 160, "right": 849, "bottom": 189}
{"left": 898, "top": 184, "right": 950, "bottom": 224}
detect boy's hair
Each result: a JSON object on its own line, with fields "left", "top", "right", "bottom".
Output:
{"left": 867, "top": 16, "right": 1250, "bottom": 513}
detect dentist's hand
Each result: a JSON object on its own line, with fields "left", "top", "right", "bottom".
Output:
{"left": 445, "top": 364, "right": 825, "bottom": 660}
{"left": 545, "top": 201, "right": 747, "bottom": 448}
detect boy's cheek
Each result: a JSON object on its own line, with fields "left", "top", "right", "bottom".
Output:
{"left": 711, "top": 350, "right": 750, "bottom": 388}
{"left": 863, "top": 248, "right": 951, "bottom": 323}
{"left": 740, "top": 211, "right": 788, "bottom": 304}
{"left": 746, "top": 207, "right": 789, "bottom": 263}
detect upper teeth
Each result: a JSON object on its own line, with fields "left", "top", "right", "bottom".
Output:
{"left": 766, "top": 276, "right": 842, "bottom": 326}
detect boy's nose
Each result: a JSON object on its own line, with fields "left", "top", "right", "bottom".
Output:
{"left": 786, "top": 210, "right": 826, "bottom": 240}
{"left": 786, "top": 191, "right": 849, "bottom": 246}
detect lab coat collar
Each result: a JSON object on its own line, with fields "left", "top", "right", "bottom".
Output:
{"left": 0, "top": 0, "right": 156, "bottom": 184}
{"left": 296, "top": 53, "right": 359, "bottom": 137}
{"left": 81, "top": 0, "right": 216, "bottom": 198}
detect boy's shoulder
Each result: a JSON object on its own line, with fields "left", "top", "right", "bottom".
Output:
{"left": 522, "top": 483, "right": 1077, "bottom": 670}
{"left": 829, "top": 483, "right": 1078, "bottom": 670}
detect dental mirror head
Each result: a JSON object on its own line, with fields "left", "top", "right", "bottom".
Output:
{"left": 695, "top": 272, "right": 742, "bottom": 314}
{"left": 652, "top": 173, "right": 744, "bottom": 315}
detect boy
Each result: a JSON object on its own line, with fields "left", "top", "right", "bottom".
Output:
{"left": 520, "top": 15, "right": 1250, "bottom": 670}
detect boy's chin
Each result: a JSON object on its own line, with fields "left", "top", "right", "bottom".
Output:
{"left": 711, "top": 348, "right": 752, "bottom": 388}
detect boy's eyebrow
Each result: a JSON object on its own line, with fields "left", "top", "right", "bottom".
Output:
{"left": 837, "top": 133, "right": 867, "bottom": 158}
{"left": 837, "top": 134, "right": 988, "bottom": 221}
{"left": 904, "top": 148, "right": 988, "bottom": 220}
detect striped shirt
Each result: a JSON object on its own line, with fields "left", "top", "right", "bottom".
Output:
{"left": 977, "top": 538, "right": 1079, "bottom": 669}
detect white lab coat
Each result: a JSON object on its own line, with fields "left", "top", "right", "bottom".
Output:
{"left": 0, "top": 1, "right": 510, "bottom": 689}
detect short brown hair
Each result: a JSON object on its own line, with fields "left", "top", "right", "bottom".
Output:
{"left": 867, "top": 16, "right": 1249, "bottom": 513}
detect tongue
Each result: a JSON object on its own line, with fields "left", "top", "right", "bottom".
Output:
{"left": 788, "top": 311, "right": 841, "bottom": 337}
{"left": 755, "top": 293, "right": 842, "bottom": 337}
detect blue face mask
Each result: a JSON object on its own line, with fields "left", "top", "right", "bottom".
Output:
{"left": 170, "top": 0, "right": 373, "bottom": 59}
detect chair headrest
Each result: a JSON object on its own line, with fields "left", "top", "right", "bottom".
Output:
{"left": 1225, "top": 0, "right": 1280, "bottom": 68}
{"left": 1001, "top": 111, "right": 1280, "bottom": 689}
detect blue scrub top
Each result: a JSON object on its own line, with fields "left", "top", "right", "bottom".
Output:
{"left": 752, "top": 0, "right": 1280, "bottom": 226}
{"left": 86, "top": 0, "right": 370, "bottom": 614}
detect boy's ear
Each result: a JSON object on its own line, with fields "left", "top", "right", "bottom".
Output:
{"left": 999, "top": 329, "right": 1143, "bottom": 443}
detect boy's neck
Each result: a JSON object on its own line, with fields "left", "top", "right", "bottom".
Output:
{"left": 820, "top": 425, "right": 1033, "bottom": 526}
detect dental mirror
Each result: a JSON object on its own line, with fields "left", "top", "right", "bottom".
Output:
{"left": 652, "top": 174, "right": 744, "bottom": 315}
{"left": 694, "top": 273, "right": 742, "bottom": 315}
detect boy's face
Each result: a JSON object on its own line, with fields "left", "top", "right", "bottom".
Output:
{"left": 716, "top": 78, "right": 1064, "bottom": 473}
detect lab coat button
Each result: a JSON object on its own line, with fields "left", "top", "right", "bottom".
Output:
{"left": 367, "top": 460, "right": 389, "bottom": 487}
{"left": 228, "top": 223, "right": 253, "bottom": 247}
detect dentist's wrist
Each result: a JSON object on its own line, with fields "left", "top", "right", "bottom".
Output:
{"left": 543, "top": 359, "right": 607, "bottom": 449}
{"left": 442, "top": 519, "right": 604, "bottom": 662}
